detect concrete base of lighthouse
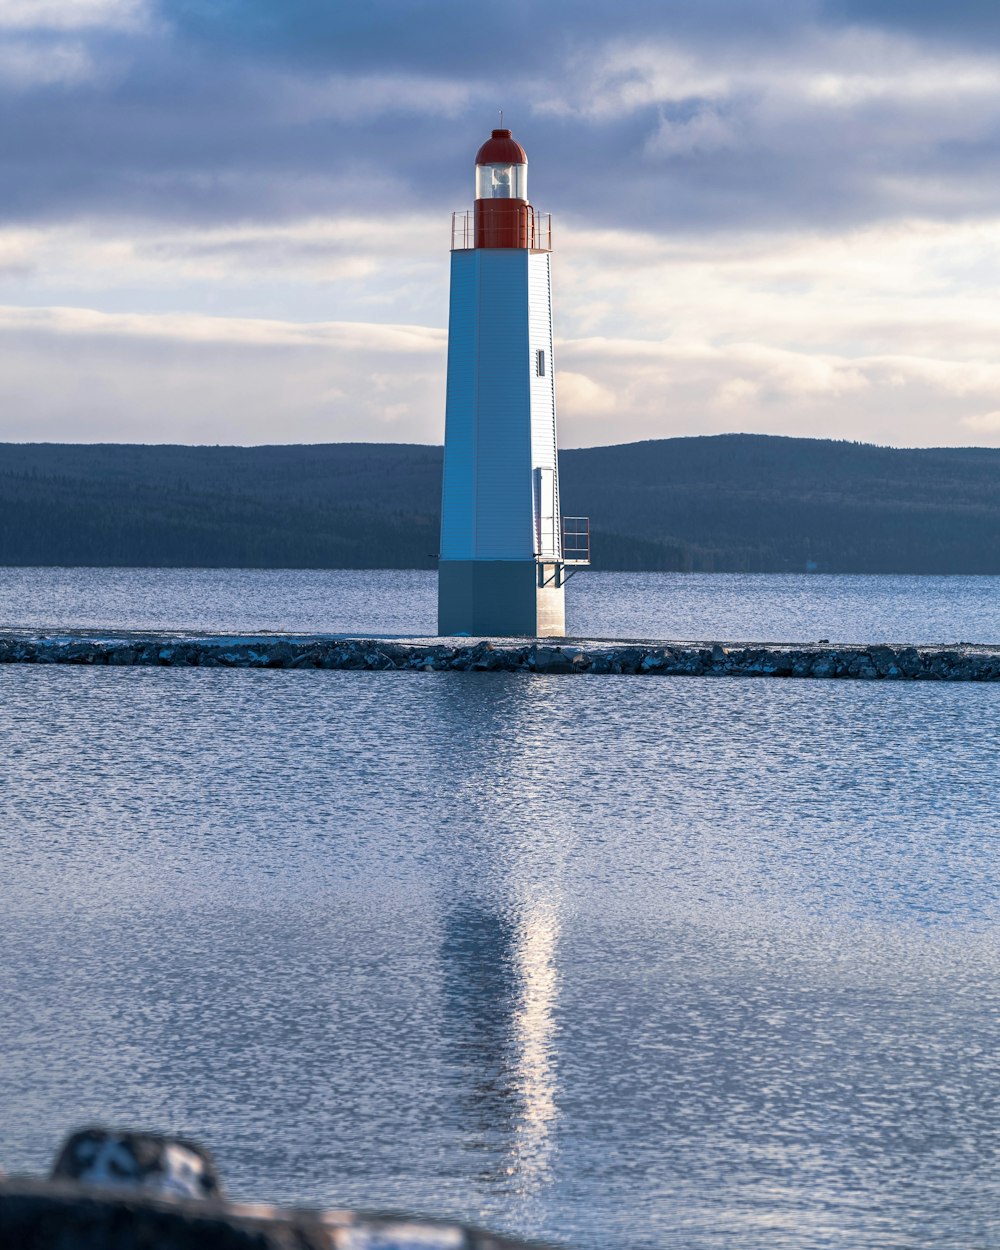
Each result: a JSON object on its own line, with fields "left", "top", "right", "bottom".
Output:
{"left": 438, "top": 560, "right": 565, "bottom": 638}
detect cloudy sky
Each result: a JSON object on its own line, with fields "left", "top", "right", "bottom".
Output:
{"left": 4, "top": 0, "right": 1000, "bottom": 447}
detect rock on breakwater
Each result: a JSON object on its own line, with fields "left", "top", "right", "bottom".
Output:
{"left": 0, "top": 631, "right": 998, "bottom": 679}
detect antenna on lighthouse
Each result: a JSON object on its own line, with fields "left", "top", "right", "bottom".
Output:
{"left": 499, "top": 108, "right": 503, "bottom": 128}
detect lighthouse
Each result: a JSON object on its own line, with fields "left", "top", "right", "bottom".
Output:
{"left": 437, "top": 128, "right": 588, "bottom": 638}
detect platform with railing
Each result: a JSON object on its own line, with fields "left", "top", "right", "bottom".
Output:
{"left": 451, "top": 209, "right": 552, "bottom": 252}
{"left": 562, "top": 517, "right": 590, "bottom": 566}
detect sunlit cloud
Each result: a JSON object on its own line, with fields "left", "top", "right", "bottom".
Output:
{"left": 0, "top": 303, "right": 444, "bottom": 350}
{"left": 961, "top": 410, "right": 1000, "bottom": 433}
{"left": 3, "top": 2, "right": 1000, "bottom": 447}
{"left": 0, "top": 305, "right": 445, "bottom": 444}
{"left": 556, "top": 371, "right": 617, "bottom": 417}
{"left": 2, "top": 298, "right": 995, "bottom": 449}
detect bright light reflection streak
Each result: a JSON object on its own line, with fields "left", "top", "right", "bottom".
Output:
{"left": 511, "top": 904, "right": 559, "bottom": 1185}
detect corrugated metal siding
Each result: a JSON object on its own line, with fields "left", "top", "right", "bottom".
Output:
{"left": 528, "top": 252, "right": 561, "bottom": 558}
{"left": 475, "top": 251, "right": 533, "bottom": 558}
{"left": 440, "top": 248, "right": 553, "bottom": 563}
{"left": 440, "top": 251, "right": 477, "bottom": 559}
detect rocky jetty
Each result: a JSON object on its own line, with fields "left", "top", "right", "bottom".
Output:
{"left": 0, "top": 630, "right": 997, "bottom": 679}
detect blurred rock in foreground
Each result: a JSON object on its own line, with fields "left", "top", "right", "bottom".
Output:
{"left": 0, "top": 1128, "right": 548, "bottom": 1250}
{"left": 50, "top": 1127, "right": 223, "bottom": 1201}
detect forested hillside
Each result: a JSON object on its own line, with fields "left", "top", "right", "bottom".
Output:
{"left": 558, "top": 436, "right": 1000, "bottom": 573}
{"left": 0, "top": 435, "right": 998, "bottom": 573}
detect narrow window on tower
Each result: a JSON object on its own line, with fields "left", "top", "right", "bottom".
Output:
{"left": 536, "top": 349, "right": 546, "bottom": 377}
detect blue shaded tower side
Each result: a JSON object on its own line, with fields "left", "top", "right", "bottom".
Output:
{"left": 438, "top": 248, "right": 565, "bottom": 636}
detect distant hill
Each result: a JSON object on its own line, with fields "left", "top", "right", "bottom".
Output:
{"left": 560, "top": 436, "right": 1000, "bottom": 573}
{"left": 0, "top": 435, "right": 998, "bottom": 573}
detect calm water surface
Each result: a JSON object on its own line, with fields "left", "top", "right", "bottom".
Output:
{"left": 1, "top": 571, "right": 998, "bottom": 1249}
{"left": 0, "top": 567, "right": 997, "bottom": 643}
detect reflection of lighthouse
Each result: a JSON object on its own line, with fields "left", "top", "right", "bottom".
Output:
{"left": 440, "top": 902, "right": 559, "bottom": 1189}
{"left": 438, "top": 128, "right": 589, "bottom": 638}
{"left": 426, "top": 675, "right": 571, "bottom": 1193}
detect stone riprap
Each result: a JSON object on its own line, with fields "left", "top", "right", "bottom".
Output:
{"left": 0, "top": 631, "right": 998, "bottom": 679}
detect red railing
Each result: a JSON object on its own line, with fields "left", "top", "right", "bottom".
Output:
{"left": 450, "top": 208, "right": 552, "bottom": 252}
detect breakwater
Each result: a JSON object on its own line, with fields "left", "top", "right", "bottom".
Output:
{"left": 1, "top": 631, "right": 998, "bottom": 679}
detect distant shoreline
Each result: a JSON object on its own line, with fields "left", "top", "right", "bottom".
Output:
{"left": 1, "top": 434, "right": 998, "bottom": 574}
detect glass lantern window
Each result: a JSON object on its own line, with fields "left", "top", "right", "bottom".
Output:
{"left": 476, "top": 163, "right": 527, "bottom": 200}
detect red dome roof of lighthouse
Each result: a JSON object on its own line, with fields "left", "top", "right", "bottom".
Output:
{"left": 475, "top": 129, "right": 528, "bottom": 165}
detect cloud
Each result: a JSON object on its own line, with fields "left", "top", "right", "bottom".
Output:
{"left": 553, "top": 215, "right": 1000, "bottom": 361}
{"left": 280, "top": 72, "right": 474, "bottom": 123}
{"left": 644, "top": 108, "right": 738, "bottom": 158}
{"left": 825, "top": 0, "right": 1000, "bottom": 48}
{"left": 6, "top": 3, "right": 1000, "bottom": 234}
{"left": 0, "top": 214, "right": 448, "bottom": 324}
{"left": 0, "top": 303, "right": 444, "bottom": 350}
{"left": 0, "top": 0, "right": 148, "bottom": 30}
{"left": 556, "top": 334, "right": 1000, "bottom": 448}
{"left": 1, "top": 298, "right": 998, "bottom": 450}
{"left": 3, "top": 2, "right": 1000, "bottom": 448}
{"left": 0, "top": 305, "right": 446, "bottom": 444}
{"left": 6, "top": 207, "right": 1000, "bottom": 448}
{"left": 556, "top": 371, "right": 617, "bottom": 418}
{"left": 0, "top": 37, "right": 98, "bottom": 88}
{"left": 961, "top": 411, "right": 1000, "bottom": 433}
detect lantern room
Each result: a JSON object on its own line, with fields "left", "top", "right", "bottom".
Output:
{"left": 476, "top": 162, "right": 528, "bottom": 200}
{"left": 475, "top": 129, "right": 528, "bottom": 201}
{"left": 475, "top": 130, "right": 528, "bottom": 193}
{"left": 473, "top": 129, "right": 531, "bottom": 249}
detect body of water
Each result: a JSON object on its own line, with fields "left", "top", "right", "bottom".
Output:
{"left": 1, "top": 570, "right": 998, "bottom": 1248}
{"left": 0, "top": 567, "right": 997, "bottom": 644}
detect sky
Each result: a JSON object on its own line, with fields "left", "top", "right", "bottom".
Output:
{"left": 4, "top": 0, "right": 1000, "bottom": 448}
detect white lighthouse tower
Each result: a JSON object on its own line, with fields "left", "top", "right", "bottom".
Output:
{"left": 438, "top": 127, "right": 588, "bottom": 637}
